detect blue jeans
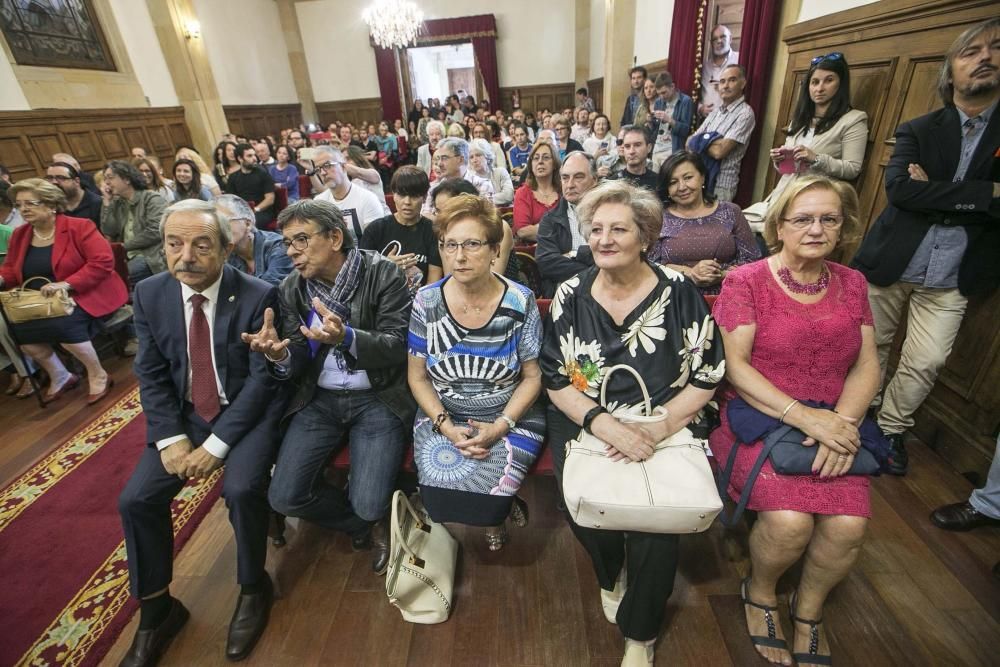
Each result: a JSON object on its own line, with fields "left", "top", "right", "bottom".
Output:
{"left": 269, "top": 389, "right": 406, "bottom": 534}
{"left": 969, "top": 434, "right": 1000, "bottom": 520}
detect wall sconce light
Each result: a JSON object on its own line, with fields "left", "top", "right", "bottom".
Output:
{"left": 183, "top": 20, "right": 201, "bottom": 40}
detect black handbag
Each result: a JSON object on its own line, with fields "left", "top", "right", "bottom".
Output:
{"left": 717, "top": 415, "right": 880, "bottom": 527}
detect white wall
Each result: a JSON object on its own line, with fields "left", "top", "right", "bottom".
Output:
{"left": 0, "top": 56, "right": 30, "bottom": 111}
{"left": 589, "top": 0, "right": 605, "bottom": 80}
{"left": 797, "top": 0, "right": 879, "bottom": 23}
{"left": 297, "top": 0, "right": 576, "bottom": 102}
{"left": 108, "top": 0, "right": 178, "bottom": 107}
{"left": 194, "top": 0, "right": 299, "bottom": 105}
{"left": 633, "top": 0, "right": 672, "bottom": 69}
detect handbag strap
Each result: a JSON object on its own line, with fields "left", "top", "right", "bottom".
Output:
{"left": 18, "top": 276, "right": 53, "bottom": 292}
{"left": 716, "top": 425, "right": 794, "bottom": 528}
{"left": 599, "top": 364, "right": 652, "bottom": 416}
{"left": 389, "top": 490, "right": 432, "bottom": 568}
{"left": 382, "top": 240, "right": 403, "bottom": 257}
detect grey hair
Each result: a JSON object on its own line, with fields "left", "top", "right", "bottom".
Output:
{"left": 426, "top": 120, "right": 446, "bottom": 136}
{"left": 575, "top": 180, "right": 663, "bottom": 254}
{"left": 937, "top": 18, "right": 1000, "bottom": 106}
{"left": 214, "top": 194, "right": 255, "bottom": 225}
{"left": 161, "top": 198, "right": 234, "bottom": 245}
{"left": 469, "top": 138, "right": 495, "bottom": 170}
{"left": 276, "top": 198, "right": 354, "bottom": 249}
{"left": 311, "top": 144, "right": 344, "bottom": 163}
{"left": 562, "top": 151, "right": 598, "bottom": 179}
{"left": 437, "top": 137, "right": 469, "bottom": 164}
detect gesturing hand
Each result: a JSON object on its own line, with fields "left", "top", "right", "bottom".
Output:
{"left": 161, "top": 438, "right": 194, "bottom": 477}
{"left": 241, "top": 307, "right": 291, "bottom": 361}
{"left": 591, "top": 413, "right": 657, "bottom": 463}
{"left": 300, "top": 297, "right": 346, "bottom": 346}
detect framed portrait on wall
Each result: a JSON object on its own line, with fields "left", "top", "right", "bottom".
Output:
{"left": 0, "top": 0, "right": 116, "bottom": 71}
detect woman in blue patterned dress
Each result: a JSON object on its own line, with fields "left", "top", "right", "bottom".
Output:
{"left": 407, "top": 193, "right": 544, "bottom": 551}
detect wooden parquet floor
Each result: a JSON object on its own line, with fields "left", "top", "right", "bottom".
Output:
{"left": 3, "top": 363, "right": 998, "bottom": 666}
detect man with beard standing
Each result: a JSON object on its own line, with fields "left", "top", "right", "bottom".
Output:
{"left": 852, "top": 18, "right": 1000, "bottom": 475}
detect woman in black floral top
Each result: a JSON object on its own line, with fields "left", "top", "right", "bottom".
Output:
{"left": 539, "top": 180, "right": 725, "bottom": 666}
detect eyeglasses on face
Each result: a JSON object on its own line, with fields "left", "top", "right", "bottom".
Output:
{"left": 782, "top": 214, "right": 844, "bottom": 229}
{"left": 434, "top": 154, "right": 457, "bottom": 163}
{"left": 44, "top": 175, "right": 73, "bottom": 182}
{"left": 281, "top": 231, "right": 326, "bottom": 251}
{"left": 439, "top": 239, "right": 488, "bottom": 254}
{"left": 811, "top": 52, "right": 845, "bottom": 66}
{"left": 14, "top": 199, "right": 45, "bottom": 210}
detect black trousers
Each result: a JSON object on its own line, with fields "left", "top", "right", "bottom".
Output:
{"left": 118, "top": 403, "right": 279, "bottom": 598}
{"left": 547, "top": 405, "right": 681, "bottom": 641}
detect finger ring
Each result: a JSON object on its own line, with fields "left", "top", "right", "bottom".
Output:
{"left": 838, "top": 454, "right": 847, "bottom": 459}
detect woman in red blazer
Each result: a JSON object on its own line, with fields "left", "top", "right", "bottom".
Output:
{"left": 1, "top": 178, "right": 128, "bottom": 404}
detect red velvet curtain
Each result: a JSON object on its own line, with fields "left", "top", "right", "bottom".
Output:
{"left": 471, "top": 36, "right": 501, "bottom": 108}
{"left": 735, "top": 0, "right": 783, "bottom": 206}
{"left": 374, "top": 47, "right": 403, "bottom": 122}
{"left": 666, "top": 0, "right": 709, "bottom": 100}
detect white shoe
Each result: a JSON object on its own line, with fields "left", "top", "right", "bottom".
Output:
{"left": 600, "top": 565, "right": 627, "bottom": 624}
{"left": 621, "top": 638, "right": 655, "bottom": 666}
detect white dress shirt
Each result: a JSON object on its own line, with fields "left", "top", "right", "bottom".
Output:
{"left": 155, "top": 275, "right": 232, "bottom": 459}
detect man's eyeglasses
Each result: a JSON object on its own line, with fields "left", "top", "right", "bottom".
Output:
{"left": 44, "top": 175, "right": 73, "bottom": 182}
{"left": 811, "top": 52, "right": 844, "bottom": 66}
{"left": 282, "top": 231, "right": 326, "bottom": 251}
{"left": 434, "top": 154, "right": 457, "bottom": 163}
{"left": 782, "top": 215, "right": 844, "bottom": 230}
{"left": 439, "top": 239, "right": 488, "bottom": 254}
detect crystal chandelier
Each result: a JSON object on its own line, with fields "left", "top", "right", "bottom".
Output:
{"left": 362, "top": 0, "right": 424, "bottom": 50}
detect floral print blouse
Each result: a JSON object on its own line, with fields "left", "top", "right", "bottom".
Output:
{"left": 540, "top": 263, "right": 725, "bottom": 418}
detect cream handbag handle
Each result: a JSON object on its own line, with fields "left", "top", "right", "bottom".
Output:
{"left": 18, "top": 276, "right": 54, "bottom": 293}
{"left": 599, "top": 364, "right": 653, "bottom": 416}
{"left": 390, "top": 491, "right": 431, "bottom": 569}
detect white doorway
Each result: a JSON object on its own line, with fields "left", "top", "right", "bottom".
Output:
{"left": 406, "top": 43, "right": 476, "bottom": 104}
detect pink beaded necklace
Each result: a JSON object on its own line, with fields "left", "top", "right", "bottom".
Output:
{"left": 777, "top": 261, "right": 830, "bottom": 295}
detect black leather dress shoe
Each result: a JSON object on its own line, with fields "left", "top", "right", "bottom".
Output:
{"left": 371, "top": 518, "right": 390, "bottom": 575}
{"left": 226, "top": 573, "right": 274, "bottom": 662}
{"left": 930, "top": 501, "right": 1000, "bottom": 531}
{"left": 351, "top": 526, "right": 372, "bottom": 551}
{"left": 884, "top": 432, "right": 909, "bottom": 476}
{"left": 118, "top": 598, "right": 189, "bottom": 667}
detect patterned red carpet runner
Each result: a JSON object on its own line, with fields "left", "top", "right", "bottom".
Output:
{"left": 0, "top": 388, "right": 222, "bottom": 667}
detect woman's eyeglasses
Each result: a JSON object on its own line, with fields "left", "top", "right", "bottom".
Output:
{"left": 439, "top": 239, "right": 488, "bottom": 254}
{"left": 811, "top": 52, "right": 844, "bottom": 66}
{"left": 782, "top": 215, "right": 844, "bottom": 229}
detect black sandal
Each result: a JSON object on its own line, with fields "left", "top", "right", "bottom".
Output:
{"left": 789, "top": 590, "right": 833, "bottom": 666}
{"left": 740, "top": 577, "right": 790, "bottom": 659}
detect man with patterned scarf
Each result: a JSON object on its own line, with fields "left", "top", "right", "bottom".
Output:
{"left": 247, "top": 199, "right": 414, "bottom": 574}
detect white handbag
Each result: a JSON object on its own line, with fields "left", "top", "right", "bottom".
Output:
{"left": 562, "top": 364, "right": 723, "bottom": 534}
{"left": 385, "top": 490, "right": 459, "bottom": 624}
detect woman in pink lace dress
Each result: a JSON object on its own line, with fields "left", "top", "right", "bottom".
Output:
{"left": 709, "top": 175, "right": 880, "bottom": 667}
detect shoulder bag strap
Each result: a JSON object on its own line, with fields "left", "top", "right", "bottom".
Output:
{"left": 716, "top": 425, "right": 795, "bottom": 528}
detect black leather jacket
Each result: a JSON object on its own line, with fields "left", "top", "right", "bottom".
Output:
{"left": 536, "top": 197, "right": 594, "bottom": 298}
{"left": 275, "top": 249, "right": 416, "bottom": 426}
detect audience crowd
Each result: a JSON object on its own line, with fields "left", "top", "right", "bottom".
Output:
{"left": 0, "top": 17, "right": 998, "bottom": 667}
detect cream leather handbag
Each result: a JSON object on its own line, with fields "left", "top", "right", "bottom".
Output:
{"left": 386, "top": 490, "right": 458, "bottom": 624}
{"left": 562, "top": 364, "right": 723, "bottom": 534}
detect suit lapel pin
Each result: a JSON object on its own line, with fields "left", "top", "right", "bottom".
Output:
{"left": 228, "top": 295, "right": 235, "bottom": 302}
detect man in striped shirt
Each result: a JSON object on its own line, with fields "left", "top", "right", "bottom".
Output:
{"left": 689, "top": 64, "right": 756, "bottom": 202}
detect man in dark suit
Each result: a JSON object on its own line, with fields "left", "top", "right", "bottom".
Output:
{"left": 118, "top": 199, "right": 287, "bottom": 666}
{"left": 852, "top": 18, "right": 1000, "bottom": 475}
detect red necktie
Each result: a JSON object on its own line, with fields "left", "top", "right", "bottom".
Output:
{"left": 189, "top": 293, "right": 220, "bottom": 422}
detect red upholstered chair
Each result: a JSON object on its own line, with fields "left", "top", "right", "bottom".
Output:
{"left": 386, "top": 193, "right": 396, "bottom": 213}
{"left": 515, "top": 251, "right": 542, "bottom": 297}
{"left": 513, "top": 244, "right": 536, "bottom": 257}
{"left": 110, "top": 243, "right": 131, "bottom": 305}
{"left": 536, "top": 298, "right": 551, "bottom": 319}
{"left": 298, "top": 174, "right": 312, "bottom": 199}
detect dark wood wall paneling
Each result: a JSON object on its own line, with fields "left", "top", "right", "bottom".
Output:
{"left": 498, "top": 83, "right": 575, "bottom": 116}
{"left": 315, "top": 98, "right": 384, "bottom": 129}
{"left": 223, "top": 104, "right": 302, "bottom": 139}
{"left": 773, "top": 0, "right": 999, "bottom": 477}
{"left": 0, "top": 107, "right": 192, "bottom": 182}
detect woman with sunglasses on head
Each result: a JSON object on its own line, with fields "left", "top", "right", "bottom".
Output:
{"left": 748, "top": 53, "right": 869, "bottom": 222}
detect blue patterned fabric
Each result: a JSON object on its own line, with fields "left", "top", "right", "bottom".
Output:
{"left": 408, "top": 274, "right": 545, "bottom": 519}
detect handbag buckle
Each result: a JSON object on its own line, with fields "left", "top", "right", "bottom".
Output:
{"left": 408, "top": 555, "right": 426, "bottom": 568}
{"left": 417, "top": 521, "right": 431, "bottom": 534}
